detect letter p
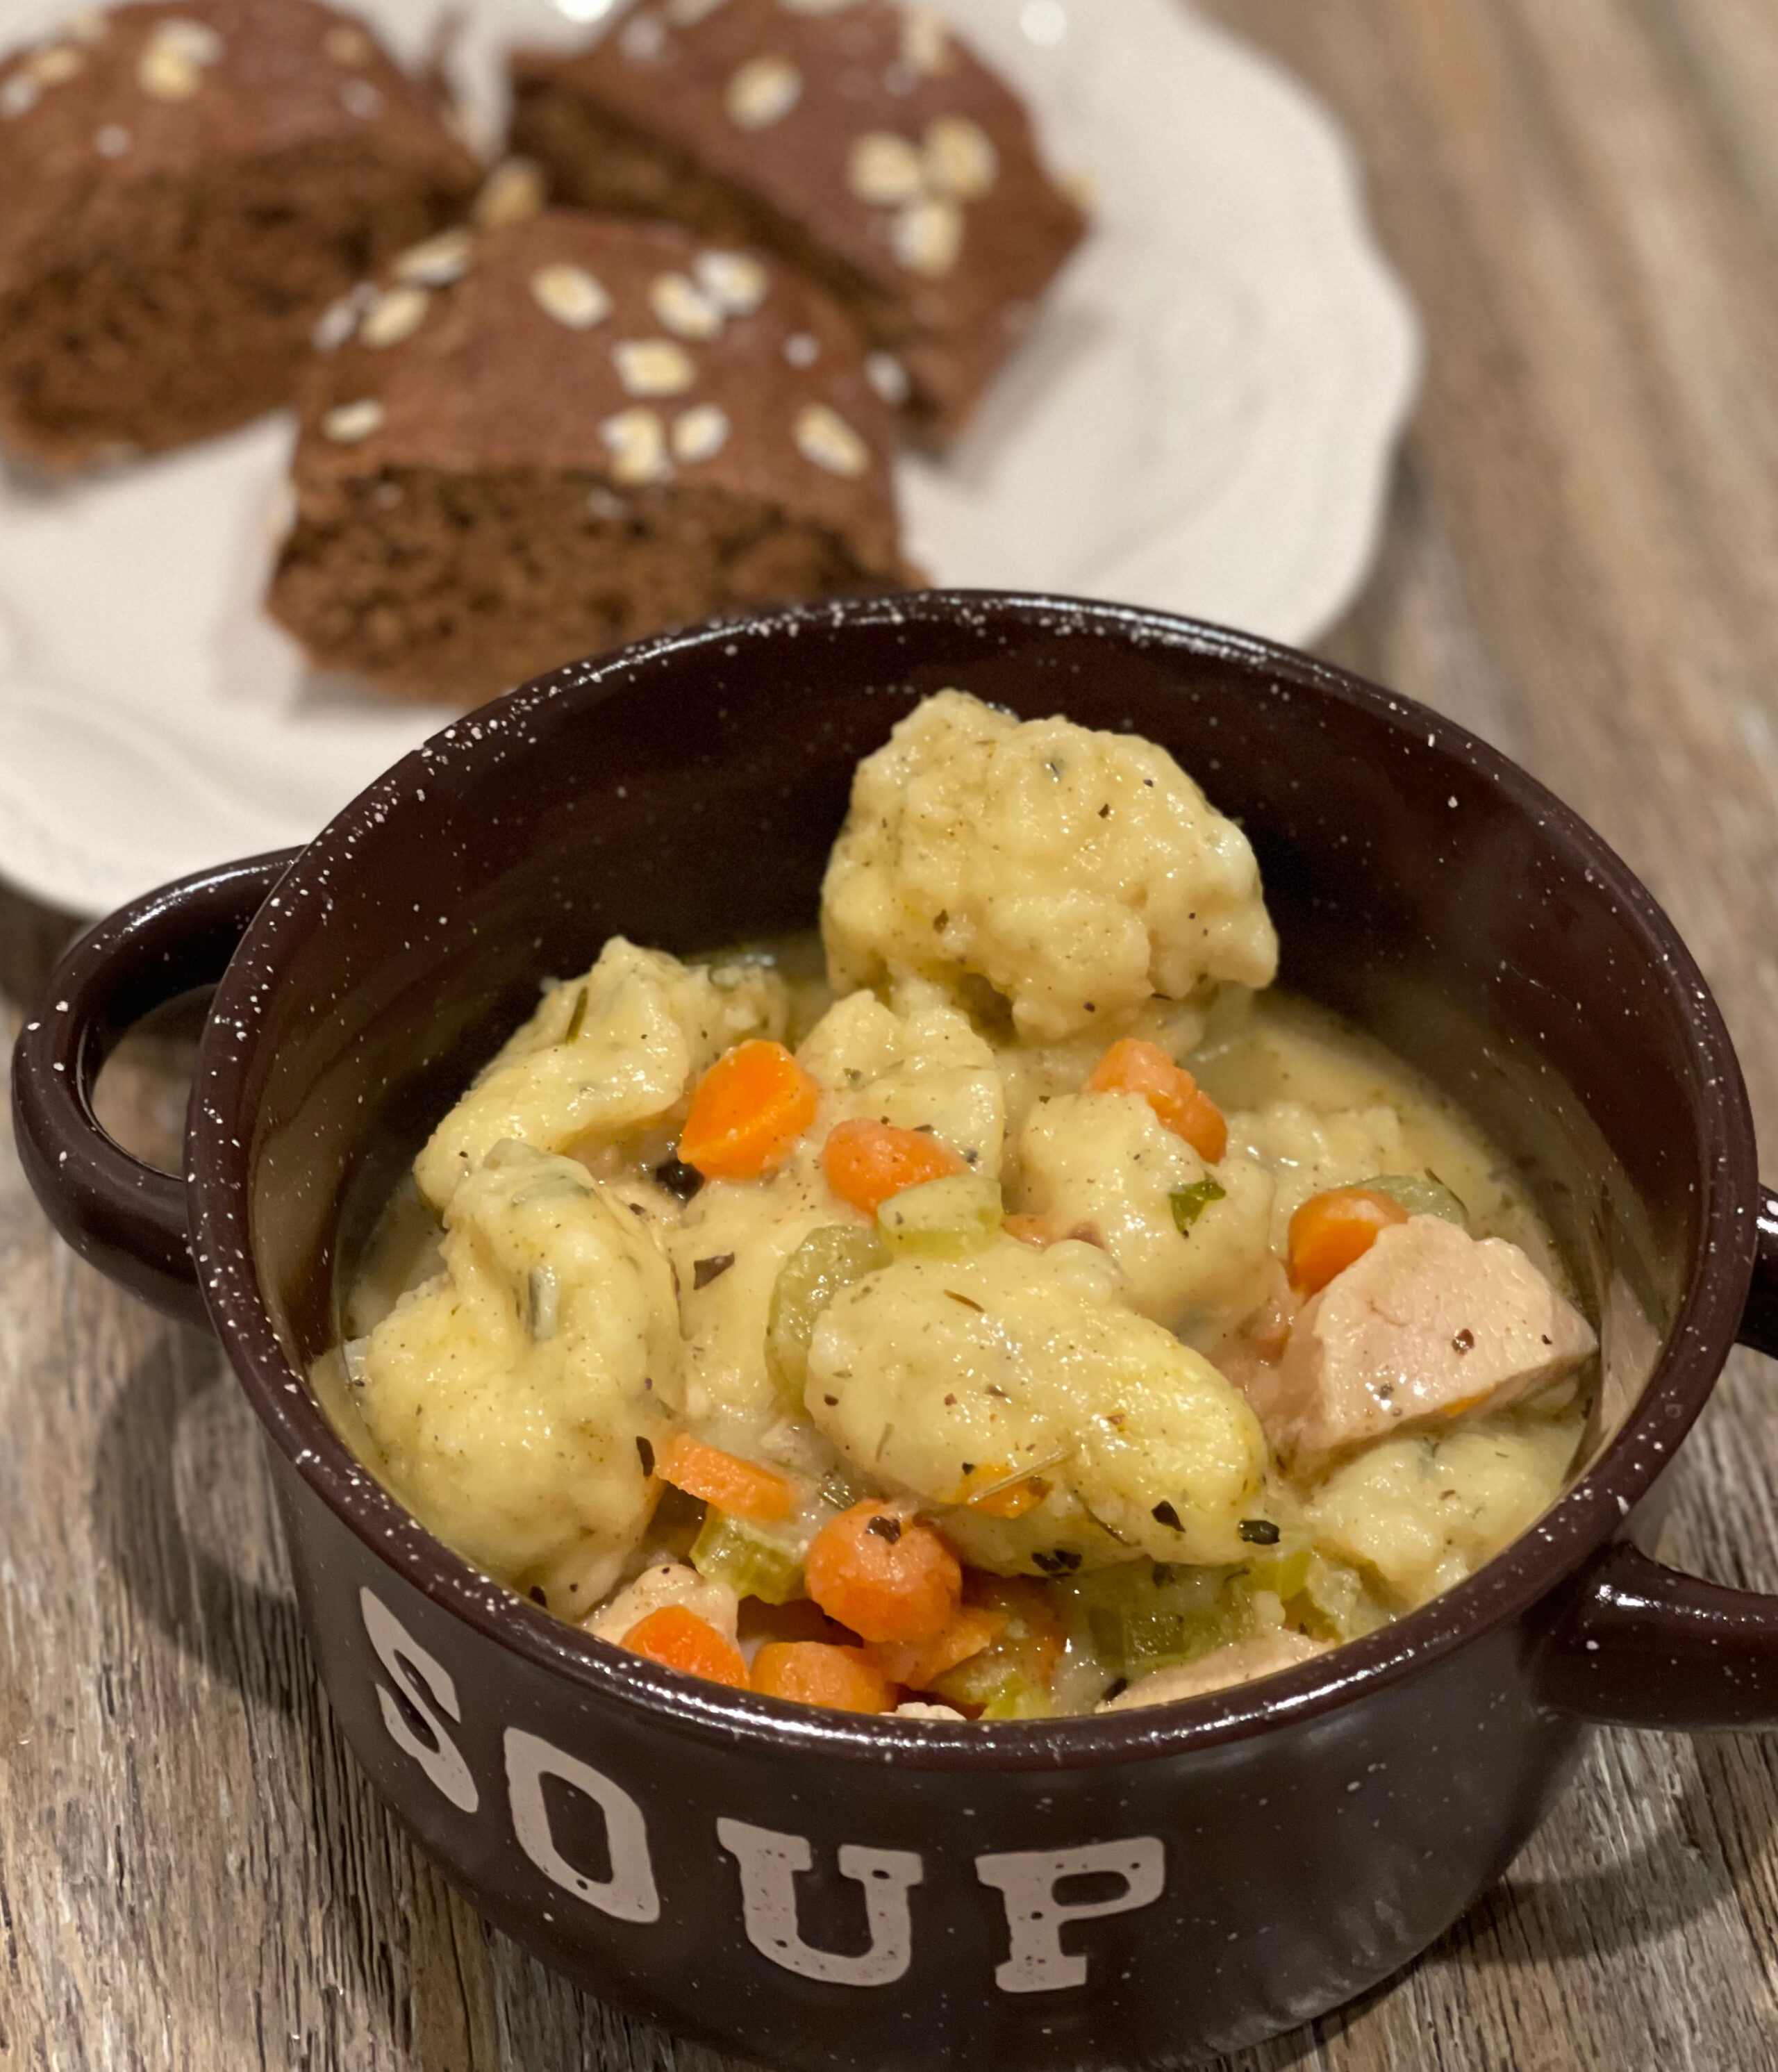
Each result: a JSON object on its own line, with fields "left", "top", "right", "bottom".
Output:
{"left": 975, "top": 1839, "right": 1166, "bottom": 1993}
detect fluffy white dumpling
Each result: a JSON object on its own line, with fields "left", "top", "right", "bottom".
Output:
{"left": 804, "top": 1236, "right": 1269, "bottom": 1573}
{"left": 1307, "top": 1421, "right": 1579, "bottom": 1607}
{"left": 798, "top": 977, "right": 1006, "bottom": 1177}
{"left": 1014, "top": 1090, "right": 1275, "bottom": 1344}
{"left": 415, "top": 940, "right": 790, "bottom": 1209}
{"left": 1225, "top": 1100, "right": 1410, "bottom": 1250}
{"left": 353, "top": 1141, "right": 678, "bottom": 1612}
{"left": 820, "top": 690, "right": 1277, "bottom": 1043}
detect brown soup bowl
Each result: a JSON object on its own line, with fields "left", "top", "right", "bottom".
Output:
{"left": 13, "top": 593, "right": 1778, "bottom": 2069}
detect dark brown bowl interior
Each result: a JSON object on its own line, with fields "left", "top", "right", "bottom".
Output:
{"left": 209, "top": 593, "right": 1746, "bottom": 1741}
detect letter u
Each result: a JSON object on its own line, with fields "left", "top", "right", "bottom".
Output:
{"left": 716, "top": 1817, "right": 923, "bottom": 1987}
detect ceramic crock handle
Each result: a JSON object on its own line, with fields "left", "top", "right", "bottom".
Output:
{"left": 9, "top": 852, "right": 295, "bottom": 1333}
{"left": 1536, "top": 1187, "right": 1778, "bottom": 1730}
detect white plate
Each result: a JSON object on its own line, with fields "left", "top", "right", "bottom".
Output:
{"left": 0, "top": 0, "right": 1420, "bottom": 917}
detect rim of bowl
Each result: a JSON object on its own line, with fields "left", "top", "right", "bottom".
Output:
{"left": 188, "top": 591, "right": 1761, "bottom": 1771}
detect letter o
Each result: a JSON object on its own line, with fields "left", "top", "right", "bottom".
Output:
{"left": 358, "top": 1586, "right": 480, "bottom": 1814}
{"left": 504, "top": 1729, "right": 660, "bottom": 1923}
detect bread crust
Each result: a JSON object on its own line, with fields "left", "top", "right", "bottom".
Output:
{"left": 267, "top": 209, "right": 908, "bottom": 704}
{"left": 508, "top": 0, "right": 1088, "bottom": 443}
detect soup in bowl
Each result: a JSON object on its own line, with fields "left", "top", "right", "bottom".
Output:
{"left": 14, "top": 594, "right": 1778, "bottom": 2071}
{"left": 315, "top": 686, "right": 1599, "bottom": 1726}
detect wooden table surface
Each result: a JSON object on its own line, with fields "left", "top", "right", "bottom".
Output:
{"left": 8, "top": 1, "right": 1778, "bottom": 2064}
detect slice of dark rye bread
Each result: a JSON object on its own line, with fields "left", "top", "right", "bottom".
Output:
{"left": 506, "top": 0, "right": 1088, "bottom": 447}
{"left": 265, "top": 210, "right": 911, "bottom": 706}
{"left": 0, "top": 0, "right": 479, "bottom": 472}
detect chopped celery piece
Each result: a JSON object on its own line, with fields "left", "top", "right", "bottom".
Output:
{"left": 1170, "top": 1179, "right": 1226, "bottom": 1233}
{"left": 765, "top": 1225, "right": 891, "bottom": 1400}
{"left": 525, "top": 1264, "right": 559, "bottom": 1341}
{"left": 1062, "top": 1561, "right": 1242, "bottom": 1680}
{"left": 1295, "top": 1552, "right": 1389, "bottom": 1642}
{"left": 691, "top": 1511, "right": 806, "bottom": 1605}
{"left": 1236, "top": 1536, "right": 1313, "bottom": 1602}
{"left": 978, "top": 1678, "right": 1055, "bottom": 1721}
{"left": 929, "top": 1582, "right": 1062, "bottom": 1715}
{"left": 929, "top": 1652, "right": 1052, "bottom": 1720}
{"left": 1359, "top": 1172, "right": 1468, "bottom": 1229}
{"left": 877, "top": 1173, "right": 1003, "bottom": 1258}
{"left": 508, "top": 1165, "right": 593, "bottom": 1205}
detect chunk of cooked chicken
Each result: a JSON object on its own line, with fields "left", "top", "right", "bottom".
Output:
{"left": 1097, "top": 1630, "right": 1328, "bottom": 1712}
{"left": 1013, "top": 1089, "right": 1275, "bottom": 1344}
{"left": 415, "top": 940, "right": 790, "bottom": 1209}
{"left": 1252, "top": 1216, "right": 1596, "bottom": 1472}
{"left": 354, "top": 1141, "right": 678, "bottom": 1610}
{"left": 798, "top": 977, "right": 1006, "bottom": 1177}
{"left": 820, "top": 690, "right": 1277, "bottom": 1043}
{"left": 804, "top": 1235, "right": 1269, "bottom": 1573}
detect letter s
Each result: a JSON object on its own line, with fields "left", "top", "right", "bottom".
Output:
{"left": 975, "top": 1839, "right": 1165, "bottom": 1993}
{"left": 358, "top": 1586, "right": 480, "bottom": 1814}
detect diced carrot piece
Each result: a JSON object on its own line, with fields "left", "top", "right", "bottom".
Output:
{"left": 967, "top": 1476, "right": 1048, "bottom": 1520}
{"left": 622, "top": 1605, "right": 749, "bottom": 1689}
{"left": 1086, "top": 1038, "right": 1228, "bottom": 1163}
{"left": 679, "top": 1040, "right": 819, "bottom": 1181}
{"left": 1441, "top": 1391, "right": 1490, "bottom": 1420}
{"left": 947, "top": 1461, "right": 1047, "bottom": 1518}
{"left": 947, "top": 1460, "right": 1011, "bottom": 1506}
{"left": 823, "top": 1117, "right": 966, "bottom": 1217}
{"left": 1003, "top": 1213, "right": 1053, "bottom": 1249}
{"left": 804, "top": 1502, "right": 962, "bottom": 1644}
{"left": 751, "top": 1641, "right": 894, "bottom": 1714}
{"left": 867, "top": 1606, "right": 1006, "bottom": 1691}
{"left": 658, "top": 1434, "right": 795, "bottom": 1524}
{"left": 1287, "top": 1187, "right": 1410, "bottom": 1294}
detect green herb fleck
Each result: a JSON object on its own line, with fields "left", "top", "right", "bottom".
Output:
{"left": 1170, "top": 1179, "right": 1227, "bottom": 1233}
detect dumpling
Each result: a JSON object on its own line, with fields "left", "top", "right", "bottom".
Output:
{"left": 804, "top": 1234, "right": 1268, "bottom": 1573}
{"left": 820, "top": 690, "right": 1277, "bottom": 1043}
{"left": 416, "top": 938, "right": 790, "bottom": 1208}
{"left": 352, "top": 1141, "right": 678, "bottom": 1611}
{"left": 798, "top": 975, "right": 1006, "bottom": 1177}
{"left": 1013, "top": 1089, "right": 1274, "bottom": 1344}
